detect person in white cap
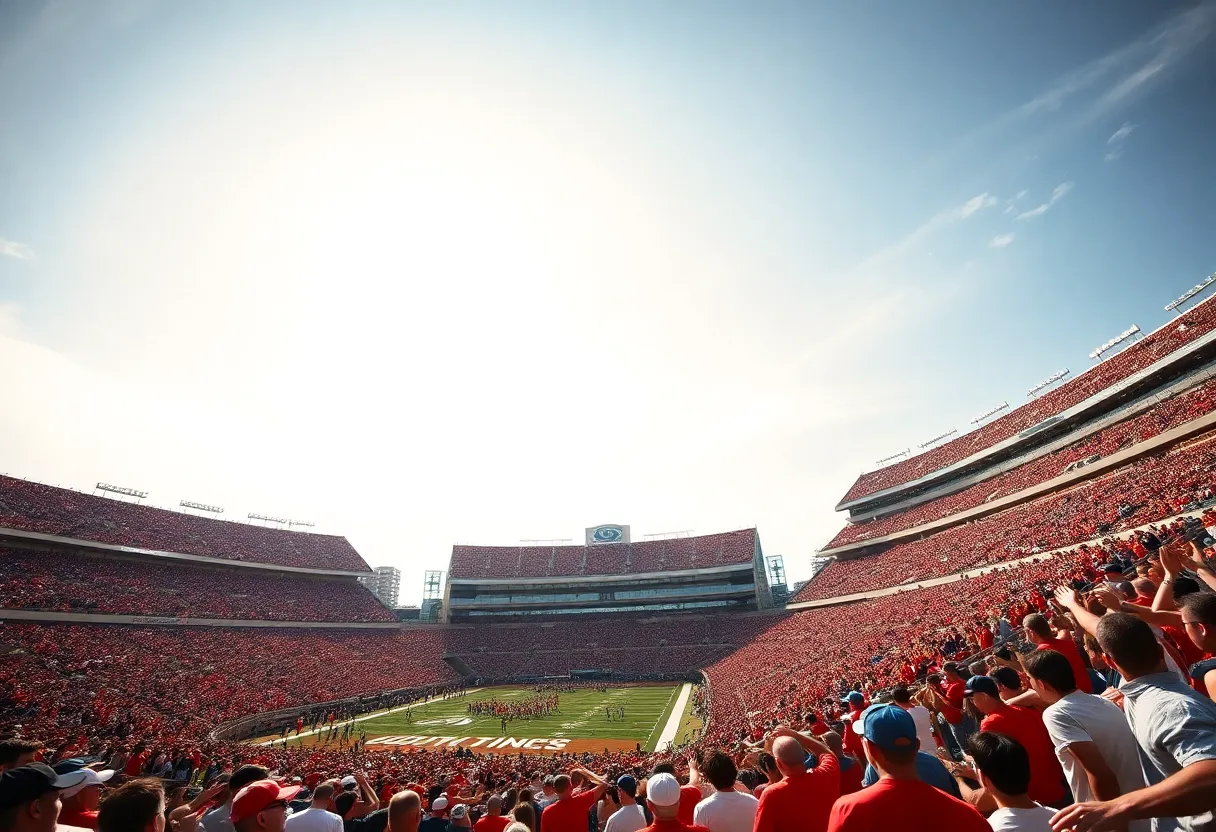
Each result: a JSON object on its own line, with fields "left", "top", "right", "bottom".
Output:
{"left": 57, "top": 768, "right": 114, "bottom": 830}
{"left": 418, "top": 797, "right": 449, "bottom": 832}
{"left": 640, "top": 773, "right": 704, "bottom": 832}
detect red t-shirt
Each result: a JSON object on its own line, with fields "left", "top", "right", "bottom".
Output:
{"left": 753, "top": 752, "right": 839, "bottom": 832}
{"left": 1037, "top": 637, "right": 1093, "bottom": 693}
{"left": 639, "top": 818, "right": 708, "bottom": 832}
{"left": 474, "top": 815, "right": 511, "bottom": 832}
{"left": 827, "top": 777, "right": 989, "bottom": 832}
{"left": 838, "top": 760, "right": 864, "bottom": 796}
{"left": 541, "top": 790, "right": 599, "bottom": 832}
{"left": 58, "top": 807, "right": 99, "bottom": 830}
{"left": 841, "top": 711, "right": 865, "bottom": 761}
{"left": 677, "top": 785, "right": 702, "bottom": 826}
{"left": 980, "top": 704, "right": 1066, "bottom": 806}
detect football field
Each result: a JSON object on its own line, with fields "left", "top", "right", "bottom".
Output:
{"left": 253, "top": 683, "right": 690, "bottom": 755}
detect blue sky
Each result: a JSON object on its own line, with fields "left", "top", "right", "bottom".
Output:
{"left": 1, "top": 1, "right": 1214, "bottom": 602}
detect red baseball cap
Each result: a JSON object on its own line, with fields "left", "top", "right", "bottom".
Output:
{"left": 231, "top": 780, "right": 302, "bottom": 825}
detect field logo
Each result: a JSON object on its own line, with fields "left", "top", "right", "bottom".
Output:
{"left": 367, "top": 736, "right": 572, "bottom": 752}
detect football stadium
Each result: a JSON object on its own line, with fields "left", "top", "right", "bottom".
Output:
{"left": 5, "top": 280, "right": 1216, "bottom": 830}
{"left": 6, "top": 5, "right": 1216, "bottom": 832}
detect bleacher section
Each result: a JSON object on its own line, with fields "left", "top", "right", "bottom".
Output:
{"left": 839, "top": 296, "right": 1216, "bottom": 504}
{"left": 0, "top": 475, "right": 368, "bottom": 571}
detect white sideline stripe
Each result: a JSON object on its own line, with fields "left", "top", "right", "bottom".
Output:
{"left": 251, "top": 688, "right": 482, "bottom": 746}
{"left": 654, "top": 683, "right": 692, "bottom": 750}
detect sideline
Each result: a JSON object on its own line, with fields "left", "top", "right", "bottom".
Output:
{"left": 653, "top": 683, "right": 692, "bottom": 751}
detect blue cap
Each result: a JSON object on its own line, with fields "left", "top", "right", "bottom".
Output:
{"left": 850, "top": 704, "right": 917, "bottom": 751}
{"left": 844, "top": 691, "right": 865, "bottom": 707}
{"left": 964, "top": 675, "right": 1000, "bottom": 698}
{"left": 615, "top": 775, "right": 636, "bottom": 797}
{"left": 51, "top": 760, "right": 87, "bottom": 775}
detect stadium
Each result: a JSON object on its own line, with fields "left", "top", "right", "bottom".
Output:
{"left": 6, "top": 278, "right": 1216, "bottom": 807}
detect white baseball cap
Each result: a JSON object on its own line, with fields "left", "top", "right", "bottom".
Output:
{"left": 645, "top": 773, "right": 681, "bottom": 807}
{"left": 61, "top": 769, "right": 114, "bottom": 799}
{"left": 431, "top": 797, "right": 449, "bottom": 813}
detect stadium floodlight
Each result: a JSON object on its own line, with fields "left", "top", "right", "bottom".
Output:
{"left": 96, "top": 482, "right": 148, "bottom": 499}
{"left": 970, "top": 402, "right": 1009, "bottom": 425}
{"left": 248, "top": 512, "right": 289, "bottom": 524}
{"left": 875, "top": 449, "right": 911, "bottom": 466}
{"left": 1027, "top": 369, "right": 1070, "bottom": 397}
{"left": 1089, "top": 325, "right": 1141, "bottom": 360}
{"left": 1165, "top": 273, "right": 1216, "bottom": 314}
{"left": 287, "top": 519, "right": 315, "bottom": 528}
{"left": 917, "top": 429, "right": 958, "bottom": 449}
{"left": 180, "top": 500, "right": 223, "bottom": 514}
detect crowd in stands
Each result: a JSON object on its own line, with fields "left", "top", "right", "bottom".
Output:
{"left": 796, "top": 428, "right": 1216, "bottom": 602}
{"left": 0, "top": 547, "right": 396, "bottom": 623}
{"left": 448, "top": 530, "right": 757, "bottom": 580}
{"left": 829, "top": 376, "right": 1216, "bottom": 549}
{"left": 841, "top": 296, "right": 1216, "bottom": 503}
{"left": 0, "top": 475, "right": 368, "bottom": 571}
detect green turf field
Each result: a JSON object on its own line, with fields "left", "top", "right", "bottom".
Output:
{"left": 355, "top": 684, "right": 682, "bottom": 751}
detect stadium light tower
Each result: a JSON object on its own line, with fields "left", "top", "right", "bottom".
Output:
{"left": 970, "top": 402, "right": 1009, "bottom": 425}
{"left": 247, "top": 512, "right": 289, "bottom": 526}
{"left": 180, "top": 500, "right": 223, "bottom": 515}
{"left": 288, "top": 519, "right": 315, "bottom": 529}
{"left": 1165, "top": 273, "right": 1216, "bottom": 315}
{"left": 875, "top": 449, "right": 911, "bottom": 466}
{"left": 1089, "top": 325, "right": 1141, "bottom": 361}
{"left": 95, "top": 482, "right": 147, "bottom": 503}
{"left": 1027, "top": 369, "right": 1070, "bottom": 398}
{"left": 917, "top": 428, "right": 958, "bottom": 449}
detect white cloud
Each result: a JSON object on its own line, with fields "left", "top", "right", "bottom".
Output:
{"left": 1105, "top": 121, "right": 1137, "bottom": 162}
{"left": 0, "top": 237, "right": 36, "bottom": 260}
{"left": 1015, "top": 181, "right": 1074, "bottom": 221}
{"left": 989, "top": 233, "right": 1015, "bottom": 249}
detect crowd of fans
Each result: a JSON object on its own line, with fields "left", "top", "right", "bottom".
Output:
{"left": 841, "top": 296, "right": 1216, "bottom": 503}
{"left": 796, "top": 428, "right": 1216, "bottom": 602}
{"left": 0, "top": 547, "right": 395, "bottom": 623}
{"left": 829, "top": 376, "right": 1216, "bottom": 549}
{"left": 448, "top": 530, "right": 757, "bottom": 581}
{"left": 0, "top": 476, "right": 367, "bottom": 571}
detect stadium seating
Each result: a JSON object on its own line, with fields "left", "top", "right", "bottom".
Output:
{"left": 0, "top": 547, "right": 395, "bottom": 622}
{"left": 840, "top": 297, "right": 1216, "bottom": 503}
{"left": 448, "top": 528, "right": 757, "bottom": 579}
{"left": 0, "top": 476, "right": 368, "bottom": 571}
{"left": 796, "top": 428, "right": 1216, "bottom": 602}
{"left": 828, "top": 376, "right": 1216, "bottom": 548}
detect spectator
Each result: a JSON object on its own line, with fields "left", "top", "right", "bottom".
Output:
{"left": 202, "top": 766, "right": 270, "bottom": 832}
{"left": 648, "top": 763, "right": 699, "bottom": 827}
{"left": 0, "top": 742, "right": 40, "bottom": 775}
{"left": 0, "top": 763, "right": 76, "bottom": 832}
{"left": 448, "top": 806, "right": 471, "bottom": 830}
{"left": 232, "top": 781, "right": 303, "bottom": 832}
{"left": 57, "top": 769, "right": 114, "bottom": 830}
{"left": 98, "top": 778, "right": 166, "bottom": 832}
{"left": 603, "top": 777, "right": 644, "bottom": 832}
{"left": 636, "top": 774, "right": 700, "bottom": 832}
{"left": 540, "top": 772, "right": 605, "bottom": 832}
{"left": 472, "top": 797, "right": 507, "bottom": 832}
{"left": 752, "top": 732, "right": 838, "bottom": 832}
{"left": 966, "top": 732, "right": 1056, "bottom": 832}
{"left": 388, "top": 792, "right": 419, "bottom": 832}
{"left": 819, "top": 734, "right": 862, "bottom": 797}
{"left": 1021, "top": 648, "right": 1146, "bottom": 828}
{"left": 963, "top": 676, "right": 1066, "bottom": 807}
{"left": 890, "top": 688, "right": 936, "bottom": 752}
{"left": 286, "top": 783, "right": 343, "bottom": 832}
{"left": 1023, "top": 614, "right": 1094, "bottom": 694}
{"left": 1052, "top": 613, "right": 1216, "bottom": 832}
{"left": 418, "top": 799, "right": 447, "bottom": 832}
{"left": 690, "top": 753, "right": 755, "bottom": 832}
{"left": 826, "top": 705, "right": 988, "bottom": 832}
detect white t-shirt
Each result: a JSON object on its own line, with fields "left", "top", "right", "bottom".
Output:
{"left": 1041, "top": 691, "right": 1149, "bottom": 832}
{"left": 902, "top": 704, "right": 937, "bottom": 753}
{"left": 603, "top": 804, "right": 647, "bottom": 832}
{"left": 988, "top": 805, "right": 1056, "bottom": 831}
{"left": 692, "top": 789, "right": 758, "bottom": 832}
{"left": 285, "top": 807, "right": 344, "bottom": 832}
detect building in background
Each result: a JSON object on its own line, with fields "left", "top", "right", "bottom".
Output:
{"left": 358, "top": 565, "right": 401, "bottom": 607}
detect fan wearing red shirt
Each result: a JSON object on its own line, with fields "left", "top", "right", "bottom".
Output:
{"left": 473, "top": 795, "right": 510, "bottom": 832}
{"left": 649, "top": 762, "right": 702, "bottom": 825}
{"left": 637, "top": 773, "right": 706, "bottom": 832}
{"left": 963, "top": 675, "right": 1066, "bottom": 807}
{"left": 838, "top": 692, "right": 867, "bottom": 763}
{"left": 827, "top": 704, "right": 988, "bottom": 832}
{"left": 542, "top": 769, "right": 607, "bottom": 832}
{"left": 753, "top": 729, "right": 839, "bottom": 832}
{"left": 1023, "top": 613, "right": 1093, "bottom": 693}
